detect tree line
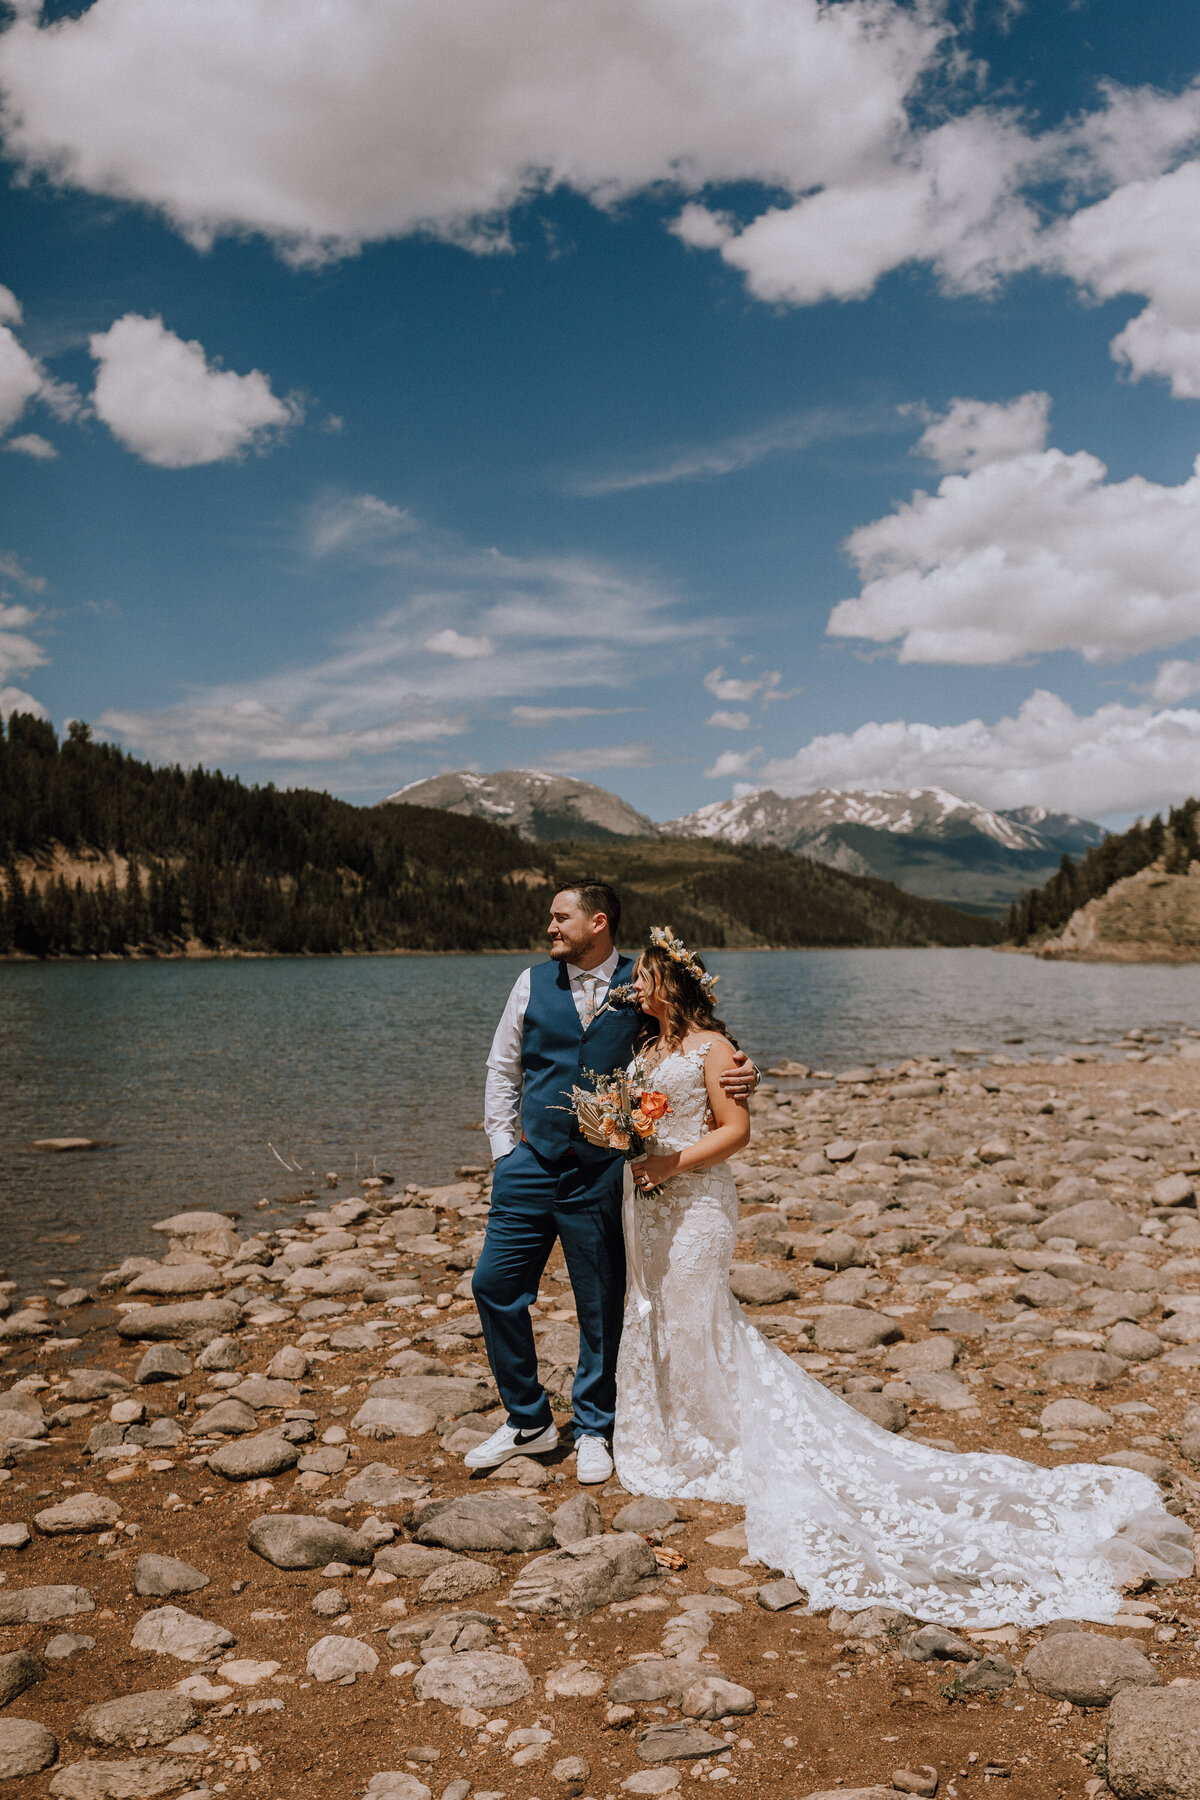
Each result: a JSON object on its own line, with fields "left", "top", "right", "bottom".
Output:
{"left": 1006, "top": 801, "right": 1199, "bottom": 944}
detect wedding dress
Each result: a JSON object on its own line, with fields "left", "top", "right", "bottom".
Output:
{"left": 613, "top": 1042, "right": 1193, "bottom": 1628}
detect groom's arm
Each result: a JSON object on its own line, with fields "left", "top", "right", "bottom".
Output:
{"left": 483, "top": 967, "right": 532, "bottom": 1160}
{"left": 719, "top": 1048, "right": 759, "bottom": 1100}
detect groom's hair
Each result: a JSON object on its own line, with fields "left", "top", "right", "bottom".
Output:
{"left": 562, "top": 878, "right": 621, "bottom": 939}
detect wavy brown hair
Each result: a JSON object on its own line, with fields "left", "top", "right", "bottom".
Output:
{"left": 633, "top": 943, "right": 736, "bottom": 1052}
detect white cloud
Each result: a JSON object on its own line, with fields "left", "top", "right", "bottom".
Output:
{"left": 572, "top": 404, "right": 890, "bottom": 495}
{"left": 0, "top": 313, "right": 43, "bottom": 435}
{"left": 509, "top": 705, "right": 628, "bottom": 725}
{"left": 915, "top": 392, "right": 1050, "bottom": 472}
{"left": 0, "top": 685, "right": 46, "bottom": 718}
{"left": 309, "top": 492, "right": 415, "bottom": 556}
{"left": 0, "top": 599, "right": 47, "bottom": 689}
{"left": 704, "top": 746, "right": 763, "bottom": 780}
{"left": 88, "top": 314, "right": 297, "bottom": 467}
{"left": 532, "top": 742, "right": 663, "bottom": 773}
{"left": 0, "top": 551, "right": 46, "bottom": 592}
{"left": 706, "top": 709, "right": 751, "bottom": 731}
{"left": 829, "top": 403, "right": 1200, "bottom": 664}
{"left": 4, "top": 431, "right": 56, "bottom": 458}
{"left": 1151, "top": 658, "right": 1200, "bottom": 705}
{"left": 703, "top": 665, "right": 784, "bottom": 705}
{"left": 97, "top": 698, "right": 467, "bottom": 765}
{"left": 424, "top": 628, "right": 493, "bottom": 659}
{"left": 752, "top": 689, "right": 1200, "bottom": 820}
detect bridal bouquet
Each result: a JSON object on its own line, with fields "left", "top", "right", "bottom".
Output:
{"left": 567, "top": 1068, "right": 672, "bottom": 1190}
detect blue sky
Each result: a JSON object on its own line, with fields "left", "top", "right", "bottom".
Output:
{"left": 2, "top": 0, "right": 1200, "bottom": 825}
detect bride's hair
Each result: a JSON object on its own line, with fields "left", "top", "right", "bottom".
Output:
{"left": 634, "top": 944, "right": 736, "bottom": 1050}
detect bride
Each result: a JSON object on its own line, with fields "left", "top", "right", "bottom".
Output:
{"left": 613, "top": 928, "right": 1193, "bottom": 1628}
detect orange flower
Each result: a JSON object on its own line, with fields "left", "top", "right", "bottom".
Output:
{"left": 631, "top": 1109, "right": 652, "bottom": 1134}
{"left": 638, "top": 1090, "right": 671, "bottom": 1121}
{"left": 610, "top": 1131, "right": 630, "bottom": 1150}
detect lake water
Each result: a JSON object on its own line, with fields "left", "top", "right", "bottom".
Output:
{"left": 3, "top": 947, "right": 1200, "bottom": 1293}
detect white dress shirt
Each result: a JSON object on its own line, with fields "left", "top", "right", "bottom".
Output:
{"left": 484, "top": 948, "right": 622, "bottom": 1160}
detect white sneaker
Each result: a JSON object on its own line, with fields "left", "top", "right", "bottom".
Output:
{"left": 463, "top": 1421, "right": 558, "bottom": 1470}
{"left": 575, "top": 1436, "right": 614, "bottom": 1484}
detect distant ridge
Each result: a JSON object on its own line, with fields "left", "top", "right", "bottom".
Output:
{"left": 383, "top": 768, "right": 657, "bottom": 841}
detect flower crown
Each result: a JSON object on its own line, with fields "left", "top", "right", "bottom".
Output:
{"left": 647, "top": 924, "right": 719, "bottom": 995}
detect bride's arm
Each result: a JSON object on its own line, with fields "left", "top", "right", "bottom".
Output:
{"left": 633, "top": 1039, "right": 750, "bottom": 1185}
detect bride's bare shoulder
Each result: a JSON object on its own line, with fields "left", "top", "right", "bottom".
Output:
{"left": 683, "top": 1029, "right": 735, "bottom": 1060}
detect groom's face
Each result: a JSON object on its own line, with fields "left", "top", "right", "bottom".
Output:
{"left": 548, "top": 889, "right": 606, "bottom": 961}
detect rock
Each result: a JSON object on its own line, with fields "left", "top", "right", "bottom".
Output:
{"left": 1154, "top": 1173, "right": 1196, "bottom": 1206}
{"left": 298, "top": 1445, "right": 347, "bottom": 1475}
{"left": 344, "top": 1465, "right": 431, "bottom": 1509}
{"left": 1107, "top": 1683, "right": 1200, "bottom": 1799}
{"left": 636, "top": 1721, "right": 729, "bottom": 1764}
{"left": 135, "top": 1346, "right": 192, "bottom": 1384}
{"left": 1040, "top": 1398, "right": 1112, "bottom": 1431}
{"left": 62, "top": 1370, "right": 133, "bottom": 1402}
{"left": 0, "top": 1651, "right": 40, "bottom": 1707}
{"left": 229, "top": 1376, "right": 301, "bottom": 1409}
{"left": 835, "top": 1605, "right": 911, "bottom": 1639}
{"left": 507, "top": 1532, "right": 659, "bottom": 1618}
{"left": 944, "top": 1655, "right": 1016, "bottom": 1696}
{"left": 0, "top": 1585, "right": 95, "bottom": 1625}
{"left": 363, "top": 1777, "right": 432, "bottom": 1800}
{"left": 622, "top": 1775, "right": 682, "bottom": 1796}
{"left": 613, "top": 1497, "right": 678, "bottom": 1533}
{"left": 1042, "top": 1351, "right": 1128, "bottom": 1388}
{"left": 266, "top": 1346, "right": 308, "bottom": 1379}
{"left": 1037, "top": 1199, "right": 1135, "bottom": 1247}
{"left": 192, "top": 1398, "right": 257, "bottom": 1436}
{"left": 99, "top": 1259, "right": 158, "bottom": 1292}
{"left": 812, "top": 1233, "right": 865, "bottom": 1271}
{"left": 552, "top": 1753, "right": 590, "bottom": 1790}
{"left": 418, "top": 1559, "right": 500, "bottom": 1604}
{"left": 1013, "top": 1271, "right": 1077, "bottom": 1308}
{"left": 306, "top": 1636, "right": 379, "bottom": 1683}
{"left": 1099, "top": 1451, "right": 1173, "bottom": 1481}
{"left": 728, "top": 1265, "right": 798, "bottom": 1305}
{"left": 127, "top": 1264, "right": 221, "bottom": 1297}
{"left": 351, "top": 1398, "right": 438, "bottom": 1440}
{"left": 412, "top": 1494, "right": 556, "bottom": 1554}
{"left": 814, "top": 1309, "right": 902, "bottom": 1353}
{"left": 216, "top": 1658, "right": 279, "bottom": 1686}
{"left": 412, "top": 1651, "right": 534, "bottom": 1709}
{"left": 891, "top": 1773, "right": 938, "bottom": 1799}
{"left": 134, "top": 1556, "right": 210, "bottom": 1598}
{"left": 247, "top": 1515, "right": 373, "bottom": 1570}
{"left": 905, "top": 1623, "right": 979, "bottom": 1662}
{"left": 0, "top": 1718, "right": 57, "bottom": 1779}
{"left": 34, "top": 1492, "right": 122, "bottom": 1536}
{"left": 207, "top": 1434, "right": 299, "bottom": 1480}
{"left": 116, "top": 1299, "right": 242, "bottom": 1342}
{"left": 544, "top": 1660, "right": 605, "bottom": 1698}
{"left": 609, "top": 1661, "right": 692, "bottom": 1706}
{"left": 373, "top": 1544, "right": 457, "bottom": 1578}
{"left": 195, "top": 1336, "right": 243, "bottom": 1371}
{"left": 47, "top": 1758, "right": 194, "bottom": 1798}
{"left": 1023, "top": 1632, "right": 1161, "bottom": 1705}
{"left": 76, "top": 1692, "right": 199, "bottom": 1748}
{"left": 129, "top": 1606, "right": 236, "bottom": 1664}
{"left": 0, "top": 1310, "right": 51, "bottom": 1341}
{"left": 43, "top": 1635, "right": 95, "bottom": 1661}
{"left": 757, "top": 1577, "right": 805, "bottom": 1611}
{"left": 151, "top": 1211, "right": 242, "bottom": 1256}
{"left": 884, "top": 1339, "right": 957, "bottom": 1373}
{"left": 906, "top": 1371, "right": 976, "bottom": 1412}
{"left": 550, "top": 1493, "right": 603, "bottom": 1547}
{"left": 368, "top": 1376, "right": 494, "bottom": 1418}
{"left": 1107, "top": 1323, "right": 1164, "bottom": 1361}
{"left": 679, "top": 1676, "right": 756, "bottom": 1719}
{"left": 845, "top": 1392, "right": 908, "bottom": 1432}
{"left": 311, "top": 1588, "right": 348, "bottom": 1618}
{"left": 0, "top": 1523, "right": 29, "bottom": 1550}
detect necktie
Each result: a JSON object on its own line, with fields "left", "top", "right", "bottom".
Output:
{"left": 580, "top": 975, "right": 600, "bottom": 1027}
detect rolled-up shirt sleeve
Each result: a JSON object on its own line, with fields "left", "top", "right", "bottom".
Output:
{"left": 484, "top": 966, "right": 531, "bottom": 1161}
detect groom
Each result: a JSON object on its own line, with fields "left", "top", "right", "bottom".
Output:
{"left": 468, "top": 879, "right": 757, "bottom": 1484}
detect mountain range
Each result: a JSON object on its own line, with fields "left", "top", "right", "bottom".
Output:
{"left": 386, "top": 770, "right": 1105, "bottom": 915}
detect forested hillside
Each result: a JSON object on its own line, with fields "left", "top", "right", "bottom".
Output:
{"left": 1006, "top": 801, "right": 1199, "bottom": 944}
{"left": 0, "top": 712, "right": 999, "bottom": 957}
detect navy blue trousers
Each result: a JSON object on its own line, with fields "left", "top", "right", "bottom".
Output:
{"left": 472, "top": 1141, "right": 626, "bottom": 1440}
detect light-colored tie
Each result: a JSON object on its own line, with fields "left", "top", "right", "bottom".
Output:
{"left": 580, "top": 975, "right": 600, "bottom": 1027}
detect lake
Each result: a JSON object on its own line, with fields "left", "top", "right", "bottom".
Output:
{"left": 3, "top": 947, "right": 1200, "bottom": 1292}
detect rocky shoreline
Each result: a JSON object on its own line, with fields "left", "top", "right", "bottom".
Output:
{"left": 6, "top": 1036, "right": 1200, "bottom": 1799}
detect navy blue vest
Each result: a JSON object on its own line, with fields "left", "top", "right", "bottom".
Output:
{"left": 520, "top": 955, "right": 639, "bottom": 1164}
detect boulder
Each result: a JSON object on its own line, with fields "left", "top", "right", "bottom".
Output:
{"left": 905, "top": 1624, "right": 979, "bottom": 1663}
{"left": 247, "top": 1514, "right": 373, "bottom": 1570}
{"left": 76, "top": 1691, "right": 199, "bottom": 1748}
{"left": 0, "top": 1651, "right": 41, "bottom": 1708}
{"left": 133, "top": 1555, "right": 210, "bottom": 1598}
{"left": 845, "top": 1392, "right": 908, "bottom": 1433}
{"left": 412, "top": 1494, "right": 556, "bottom": 1554}
{"left": 1013, "top": 1272, "right": 1077, "bottom": 1308}
{"left": 115, "top": 1299, "right": 242, "bottom": 1342}
{"left": 367, "top": 1376, "right": 494, "bottom": 1419}
{"left": 1106, "top": 1324, "right": 1164, "bottom": 1362}
{"left": 373, "top": 1544, "right": 457, "bottom": 1579}
{"left": 1042, "top": 1351, "right": 1128, "bottom": 1388}
{"left": 412, "top": 1651, "right": 533, "bottom": 1709}
{"left": 550, "top": 1493, "right": 604, "bottom": 1547}
{"left": 190, "top": 1398, "right": 257, "bottom": 1437}
{"left": 134, "top": 1346, "right": 192, "bottom": 1384}
{"left": 608, "top": 1661, "right": 693, "bottom": 1706}
{"left": 128, "top": 1605, "right": 236, "bottom": 1664}
{"left": 0, "top": 1586, "right": 95, "bottom": 1625}
{"left": 1040, "top": 1399, "right": 1112, "bottom": 1431}
{"left": 1107, "top": 1683, "right": 1200, "bottom": 1799}
{"left": 418, "top": 1559, "right": 501, "bottom": 1604}
{"left": 344, "top": 1465, "right": 432, "bottom": 1509}
{"left": 207, "top": 1433, "right": 299, "bottom": 1480}
{"left": 1023, "top": 1632, "right": 1161, "bottom": 1706}
{"left": 507, "top": 1532, "right": 659, "bottom": 1618}
{"left": 0, "top": 1719, "right": 57, "bottom": 1779}
{"left": 306, "top": 1636, "right": 379, "bottom": 1683}
{"left": 636, "top": 1722, "right": 729, "bottom": 1764}
{"left": 196, "top": 1336, "right": 243, "bottom": 1371}
{"left": 884, "top": 1339, "right": 957, "bottom": 1374}
{"left": 756, "top": 1578, "right": 805, "bottom": 1612}
{"left": 728, "top": 1265, "right": 798, "bottom": 1305}
{"left": 1036, "top": 1200, "right": 1135, "bottom": 1247}
{"left": 34, "top": 1493, "right": 122, "bottom": 1536}
{"left": 679, "top": 1676, "right": 756, "bottom": 1720}
{"left": 351, "top": 1398, "right": 438, "bottom": 1440}
{"left": 613, "top": 1498, "right": 678, "bottom": 1533}
{"left": 229, "top": 1377, "right": 301, "bottom": 1409}
{"left": 544, "top": 1660, "right": 606, "bottom": 1700}
{"left": 906, "top": 1371, "right": 976, "bottom": 1412}
{"left": 60, "top": 1370, "right": 131, "bottom": 1402}
{"left": 945, "top": 1655, "right": 1016, "bottom": 1696}
{"left": 126, "top": 1264, "right": 221, "bottom": 1297}
{"left": 48, "top": 1758, "right": 194, "bottom": 1798}
{"left": 814, "top": 1309, "right": 902, "bottom": 1353}
{"left": 151, "top": 1211, "right": 243, "bottom": 1259}
{"left": 812, "top": 1233, "right": 865, "bottom": 1272}
{"left": 362, "top": 1777, "right": 432, "bottom": 1800}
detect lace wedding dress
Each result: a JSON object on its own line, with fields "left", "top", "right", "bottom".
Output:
{"left": 613, "top": 1043, "right": 1193, "bottom": 1628}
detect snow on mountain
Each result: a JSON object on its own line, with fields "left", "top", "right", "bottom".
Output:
{"left": 663, "top": 786, "right": 1053, "bottom": 851}
{"left": 381, "top": 769, "right": 657, "bottom": 841}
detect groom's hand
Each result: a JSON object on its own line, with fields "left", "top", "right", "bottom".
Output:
{"left": 720, "top": 1050, "right": 759, "bottom": 1100}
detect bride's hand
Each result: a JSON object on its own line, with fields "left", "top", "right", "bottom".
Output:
{"left": 632, "top": 1152, "right": 681, "bottom": 1188}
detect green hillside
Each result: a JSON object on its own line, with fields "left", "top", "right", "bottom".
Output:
{"left": 1007, "top": 800, "right": 1200, "bottom": 944}
{"left": 0, "top": 712, "right": 999, "bottom": 957}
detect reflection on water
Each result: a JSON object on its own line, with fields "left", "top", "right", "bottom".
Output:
{"left": 2, "top": 948, "right": 1198, "bottom": 1290}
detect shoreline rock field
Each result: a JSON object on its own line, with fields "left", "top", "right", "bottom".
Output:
{"left": 6, "top": 1035, "right": 1200, "bottom": 1797}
